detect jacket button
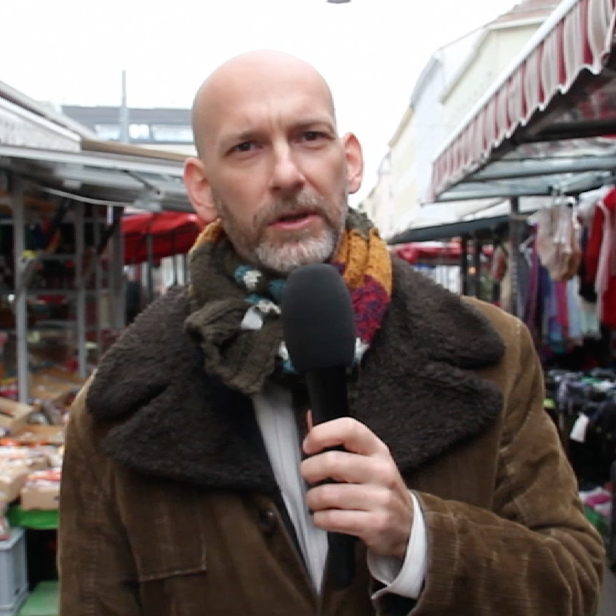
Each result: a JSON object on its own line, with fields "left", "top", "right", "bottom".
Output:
{"left": 258, "top": 508, "right": 278, "bottom": 535}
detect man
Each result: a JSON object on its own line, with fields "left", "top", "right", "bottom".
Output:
{"left": 58, "top": 50, "right": 604, "bottom": 615}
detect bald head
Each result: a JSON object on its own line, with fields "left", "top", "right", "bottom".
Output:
{"left": 183, "top": 49, "right": 364, "bottom": 270}
{"left": 191, "top": 50, "right": 336, "bottom": 157}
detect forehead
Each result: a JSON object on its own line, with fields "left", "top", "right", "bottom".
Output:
{"left": 203, "top": 72, "right": 335, "bottom": 145}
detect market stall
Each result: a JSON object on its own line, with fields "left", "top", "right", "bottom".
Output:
{"left": 0, "top": 82, "right": 193, "bottom": 614}
{"left": 422, "top": 0, "right": 616, "bottom": 571}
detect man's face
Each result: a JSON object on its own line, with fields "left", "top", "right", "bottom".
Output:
{"left": 186, "top": 65, "right": 363, "bottom": 274}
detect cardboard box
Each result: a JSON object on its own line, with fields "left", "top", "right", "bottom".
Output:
{"left": 13, "top": 425, "right": 65, "bottom": 447}
{"left": 20, "top": 469, "right": 61, "bottom": 511}
{"left": 20, "top": 484, "right": 60, "bottom": 511}
{"left": 29, "top": 373, "right": 79, "bottom": 407}
{"left": 39, "top": 368, "right": 85, "bottom": 387}
{"left": 0, "top": 465, "right": 30, "bottom": 503}
{"left": 25, "top": 450, "right": 50, "bottom": 472}
{"left": 0, "top": 398, "right": 35, "bottom": 435}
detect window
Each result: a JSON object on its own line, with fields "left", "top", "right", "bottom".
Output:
{"left": 151, "top": 124, "right": 193, "bottom": 143}
{"left": 129, "top": 123, "right": 151, "bottom": 140}
{"left": 94, "top": 124, "right": 121, "bottom": 140}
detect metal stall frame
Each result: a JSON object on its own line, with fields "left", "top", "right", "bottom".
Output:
{"left": 1, "top": 145, "right": 191, "bottom": 405}
{"left": 7, "top": 185, "right": 126, "bottom": 400}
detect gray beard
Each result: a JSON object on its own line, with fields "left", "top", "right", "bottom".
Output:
{"left": 254, "top": 226, "right": 338, "bottom": 274}
{"left": 214, "top": 191, "right": 347, "bottom": 275}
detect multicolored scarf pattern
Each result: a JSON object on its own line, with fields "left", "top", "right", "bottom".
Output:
{"left": 185, "top": 209, "right": 392, "bottom": 395}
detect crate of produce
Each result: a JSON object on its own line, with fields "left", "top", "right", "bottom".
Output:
{"left": 0, "top": 527, "right": 28, "bottom": 615}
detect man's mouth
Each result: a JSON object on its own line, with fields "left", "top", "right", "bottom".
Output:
{"left": 269, "top": 210, "right": 319, "bottom": 230}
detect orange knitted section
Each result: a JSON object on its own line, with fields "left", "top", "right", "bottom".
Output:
{"left": 190, "top": 219, "right": 225, "bottom": 253}
{"left": 366, "top": 227, "right": 393, "bottom": 296}
{"left": 334, "top": 227, "right": 392, "bottom": 295}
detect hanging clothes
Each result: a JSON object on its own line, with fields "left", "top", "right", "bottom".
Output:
{"left": 533, "top": 204, "right": 582, "bottom": 282}
{"left": 585, "top": 188, "right": 616, "bottom": 329}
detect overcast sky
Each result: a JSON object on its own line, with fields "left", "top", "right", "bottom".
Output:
{"left": 4, "top": 0, "right": 518, "bottom": 201}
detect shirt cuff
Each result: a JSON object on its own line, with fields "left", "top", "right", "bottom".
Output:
{"left": 367, "top": 491, "right": 427, "bottom": 600}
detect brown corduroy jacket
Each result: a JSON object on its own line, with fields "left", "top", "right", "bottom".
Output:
{"left": 58, "top": 259, "right": 604, "bottom": 616}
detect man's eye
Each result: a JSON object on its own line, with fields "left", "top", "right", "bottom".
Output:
{"left": 232, "top": 142, "right": 254, "bottom": 153}
{"left": 303, "top": 131, "right": 323, "bottom": 141}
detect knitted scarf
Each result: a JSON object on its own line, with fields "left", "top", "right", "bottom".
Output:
{"left": 185, "top": 209, "right": 392, "bottom": 396}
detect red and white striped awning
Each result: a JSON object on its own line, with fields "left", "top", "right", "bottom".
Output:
{"left": 430, "top": 0, "right": 616, "bottom": 201}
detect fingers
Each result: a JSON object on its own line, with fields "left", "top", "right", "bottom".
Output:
{"left": 301, "top": 417, "right": 413, "bottom": 559}
{"left": 308, "top": 492, "right": 414, "bottom": 558}
{"left": 301, "top": 449, "right": 397, "bottom": 487}
{"left": 303, "top": 417, "right": 390, "bottom": 457}
{"left": 305, "top": 482, "right": 393, "bottom": 513}
{"left": 312, "top": 509, "right": 372, "bottom": 537}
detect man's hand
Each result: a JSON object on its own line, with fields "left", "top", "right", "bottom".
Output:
{"left": 301, "top": 417, "right": 413, "bottom": 560}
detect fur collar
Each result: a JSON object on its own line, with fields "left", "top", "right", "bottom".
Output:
{"left": 87, "top": 258, "right": 505, "bottom": 492}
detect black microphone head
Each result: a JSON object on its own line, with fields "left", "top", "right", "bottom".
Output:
{"left": 281, "top": 263, "right": 356, "bottom": 373}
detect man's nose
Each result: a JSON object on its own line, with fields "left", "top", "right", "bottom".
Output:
{"left": 270, "top": 145, "right": 305, "bottom": 196}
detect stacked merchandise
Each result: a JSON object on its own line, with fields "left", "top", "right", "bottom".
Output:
{"left": 0, "top": 429, "right": 64, "bottom": 524}
{"left": 0, "top": 375, "right": 74, "bottom": 616}
{"left": 545, "top": 368, "right": 616, "bottom": 569}
{"left": 0, "top": 425, "right": 64, "bottom": 615}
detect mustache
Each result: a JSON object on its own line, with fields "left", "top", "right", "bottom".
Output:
{"left": 254, "top": 194, "right": 331, "bottom": 228}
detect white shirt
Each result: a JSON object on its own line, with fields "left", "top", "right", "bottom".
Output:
{"left": 253, "top": 382, "right": 427, "bottom": 599}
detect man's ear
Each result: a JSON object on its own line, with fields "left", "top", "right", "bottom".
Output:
{"left": 342, "top": 133, "right": 364, "bottom": 195}
{"left": 183, "top": 157, "right": 218, "bottom": 223}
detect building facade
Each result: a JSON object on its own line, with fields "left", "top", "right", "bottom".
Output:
{"left": 365, "top": 0, "right": 558, "bottom": 240}
{"left": 60, "top": 106, "right": 196, "bottom": 156}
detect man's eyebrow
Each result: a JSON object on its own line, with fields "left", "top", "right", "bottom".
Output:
{"left": 292, "top": 119, "right": 335, "bottom": 132}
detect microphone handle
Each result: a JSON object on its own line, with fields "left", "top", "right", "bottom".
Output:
{"left": 305, "top": 369, "right": 356, "bottom": 589}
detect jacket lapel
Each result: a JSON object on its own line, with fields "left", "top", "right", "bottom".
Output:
{"left": 87, "top": 287, "right": 279, "bottom": 494}
{"left": 87, "top": 259, "right": 505, "bottom": 489}
{"left": 354, "top": 259, "right": 505, "bottom": 474}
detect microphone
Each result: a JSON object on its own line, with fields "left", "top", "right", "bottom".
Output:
{"left": 281, "top": 263, "right": 356, "bottom": 589}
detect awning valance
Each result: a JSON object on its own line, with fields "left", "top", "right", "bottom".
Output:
{"left": 122, "top": 212, "right": 205, "bottom": 264}
{"left": 430, "top": 0, "right": 616, "bottom": 202}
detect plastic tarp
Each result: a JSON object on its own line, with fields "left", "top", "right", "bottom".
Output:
{"left": 122, "top": 211, "right": 205, "bottom": 264}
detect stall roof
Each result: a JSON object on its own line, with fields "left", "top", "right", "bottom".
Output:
{"left": 0, "top": 79, "right": 96, "bottom": 142}
{"left": 0, "top": 78, "right": 192, "bottom": 212}
{"left": 0, "top": 141, "right": 191, "bottom": 212}
{"left": 389, "top": 214, "right": 512, "bottom": 244}
{"left": 429, "top": 0, "right": 616, "bottom": 202}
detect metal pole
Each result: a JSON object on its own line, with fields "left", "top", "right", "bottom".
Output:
{"left": 172, "top": 255, "right": 178, "bottom": 287}
{"left": 182, "top": 253, "right": 188, "bottom": 285}
{"left": 119, "top": 70, "right": 130, "bottom": 144}
{"left": 109, "top": 207, "right": 126, "bottom": 329}
{"left": 146, "top": 233, "right": 154, "bottom": 303}
{"left": 473, "top": 237, "right": 482, "bottom": 299}
{"left": 11, "top": 175, "right": 29, "bottom": 404}
{"left": 75, "top": 204, "right": 87, "bottom": 378}
{"left": 509, "top": 197, "right": 521, "bottom": 316}
{"left": 93, "top": 206, "right": 103, "bottom": 362}
{"left": 460, "top": 236, "right": 469, "bottom": 295}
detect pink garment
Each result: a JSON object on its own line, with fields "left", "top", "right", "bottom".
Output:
{"left": 585, "top": 189, "right": 616, "bottom": 328}
{"left": 555, "top": 280, "right": 569, "bottom": 336}
{"left": 594, "top": 201, "right": 612, "bottom": 316}
{"left": 585, "top": 491, "right": 612, "bottom": 507}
